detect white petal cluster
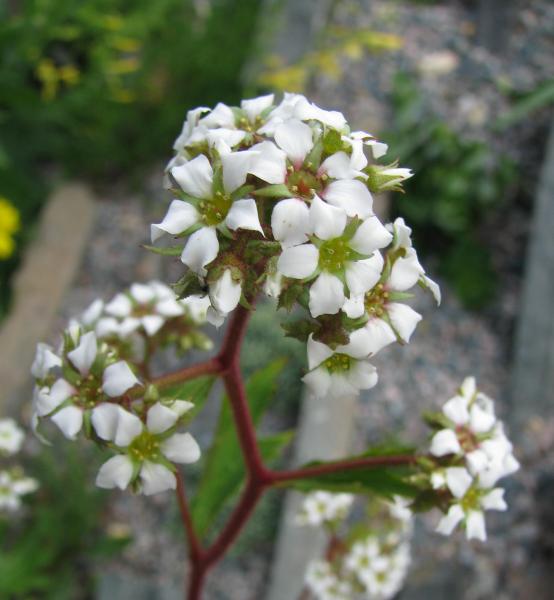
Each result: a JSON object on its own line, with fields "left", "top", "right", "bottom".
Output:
{"left": 429, "top": 377, "right": 519, "bottom": 541}
{"left": 305, "top": 560, "right": 353, "bottom": 600}
{"left": 296, "top": 491, "right": 354, "bottom": 527}
{"left": 94, "top": 400, "right": 200, "bottom": 495}
{"left": 0, "top": 418, "right": 25, "bottom": 456}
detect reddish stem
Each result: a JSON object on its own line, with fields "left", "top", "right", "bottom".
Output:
{"left": 154, "top": 357, "right": 221, "bottom": 389}
{"left": 175, "top": 471, "right": 203, "bottom": 563}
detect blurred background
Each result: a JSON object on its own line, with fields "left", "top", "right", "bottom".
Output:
{"left": 0, "top": 0, "right": 553, "bottom": 598}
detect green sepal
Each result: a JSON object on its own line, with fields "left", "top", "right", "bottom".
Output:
{"left": 322, "top": 129, "right": 345, "bottom": 155}
{"left": 172, "top": 272, "right": 206, "bottom": 299}
{"left": 277, "top": 279, "right": 305, "bottom": 312}
{"left": 143, "top": 244, "right": 182, "bottom": 257}
{"left": 231, "top": 184, "right": 255, "bottom": 201}
{"left": 255, "top": 183, "right": 290, "bottom": 198}
{"left": 281, "top": 319, "right": 318, "bottom": 343}
{"left": 422, "top": 410, "right": 453, "bottom": 431}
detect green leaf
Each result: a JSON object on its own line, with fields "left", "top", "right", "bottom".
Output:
{"left": 190, "top": 360, "right": 287, "bottom": 536}
{"left": 164, "top": 377, "right": 215, "bottom": 419}
{"left": 143, "top": 244, "right": 183, "bottom": 257}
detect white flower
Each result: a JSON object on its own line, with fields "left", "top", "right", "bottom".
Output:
{"left": 0, "top": 470, "right": 38, "bottom": 512}
{"left": 0, "top": 419, "right": 25, "bottom": 455}
{"left": 94, "top": 402, "right": 200, "bottom": 495}
{"left": 31, "top": 343, "right": 62, "bottom": 379}
{"left": 305, "top": 560, "right": 352, "bottom": 600}
{"left": 431, "top": 466, "right": 473, "bottom": 499}
{"left": 153, "top": 150, "right": 263, "bottom": 276}
{"left": 302, "top": 334, "right": 378, "bottom": 400}
{"left": 296, "top": 491, "right": 354, "bottom": 527}
{"left": 436, "top": 486, "right": 507, "bottom": 542}
{"left": 277, "top": 197, "right": 390, "bottom": 317}
{"left": 209, "top": 269, "right": 242, "bottom": 318}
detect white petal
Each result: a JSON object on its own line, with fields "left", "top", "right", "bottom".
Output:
{"left": 225, "top": 198, "right": 264, "bottom": 234}
{"left": 271, "top": 198, "right": 311, "bottom": 247}
{"left": 422, "top": 275, "right": 441, "bottom": 305}
{"left": 309, "top": 272, "right": 345, "bottom": 317}
{"left": 466, "top": 510, "right": 487, "bottom": 541}
{"left": 306, "top": 334, "right": 334, "bottom": 370}
{"left": 249, "top": 141, "right": 287, "bottom": 184}
{"left": 389, "top": 249, "right": 425, "bottom": 291}
{"left": 147, "top": 402, "right": 179, "bottom": 434}
{"left": 436, "top": 504, "right": 464, "bottom": 536}
{"left": 51, "top": 406, "right": 83, "bottom": 440}
{"left": 445, "top": 467, "right": 473, "bottom": 499}
{"left": 140, "top": 461, "right": 176, "bottom": 495}
{"left": 302, "top": 367, "right": 331, "bottom": 399}
{"left": 181, "top": 226, "right": 219, "bottom": 276}
{"left": 171, "top": 154, "right": 213, "bottom": 198}
{"left": 118, "top": 317, "right": 141, "bottom": 338}
{"left": 323, "top": 180, "right": 373, "bottom": 218}
{"left": 469, "top": 405, "right": 496, "bottom": 434}
{"left": 168, "top": 400, "right": 195, "bottom": 417}
{"left": 141, "top": 315, "right": 165, "bottom": 336}
{"left": 430, "top": 429, "right": 461, "bottom": 457}
{"left": 342, "top": 294, "right": 365, "bottom": 319}
{"left": 346, "top": 360, "right": 378, "bottom": 391}
{"left": 352, "top": 318, "right": 396, "bottom": 357}
{"left": 206, "top": 128, "right": 246, "bottom": 148}
{"left": 277, "top": 244, "right": 318, "bottom": 279}
{"left": 130, "top": 283, "right": 156, "bottom": 304}
{"left": 91, "top": 403, "right": 120, "bottom": 441}
{"left": 274, "top": 119, "right": 313, "bottom": 165}
{"left": 241, "top": 93, "right": 274, "bottom": 122}
{"left": 345, "top": 254, "right": 383, "bottom": 295}
{"left": 442, "top": 395, "right": 470, "bottom": 426}
{"left": 309, "top": 195, "right": 347, "bottom": 240}
{"left": 460, "top": 376, "right": 477, "bottom": 400}
{"left": 102, "top": 361, "right": 140, "bottom": 398}
{"left": 327, "top": 373, "right": 358, "bottom": 399}
{"left": 35, "top": 379, "right": 74, "bottom": 416}
{"left": 105, "top": 293, "right": 133, "bottom": 318}
{"left": 336, "top": 327, "right": 371, "bottom": 359}
{"left": 96, "top": 455, "right": 134, "bottom": 490}
{"left": 156, "top": 297, "right": 185, "bottom": 318}
{"left": 320, "top": 152, "right": 360, "bottom": 179}
{"left": 294, "top": 100, "right": 346, "bottom": 130}
{"left": 81, "top": 299, "right": 104, "bottom": 326}
{"left": 480, "top": 488, "right": 507, "bottom": 511}
{"left": 221, "top": 149, "right": 258, "bottom": 194}
{"left": 466, "top": 449, "right": 490, "bottom": 475}
{"left": 31, "top": 343, "right": 62, "bottom": 379}
{"left": 387, "top": 302, "right": 422, "bottom": 343}
{"left": 113, "top": 408, "right": 143, "bottom": 447}
{"left": 209, "top": 269, "right": 242, "bottom": 315}
{"left": 150, "top": 200, "right": 199, "bottom": 243}
{"left": 350, "top": 217, "right": 393, "bottom": 254}
{"left": 200, "top": 102, "right": 235, "bottom": 128}
{"left": 67, "top": 331, "right": 98, "bottom": 376}
{"left": 161, "top": 433, "right": 201, "bottom": 464}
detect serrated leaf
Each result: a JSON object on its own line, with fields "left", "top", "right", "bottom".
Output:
{"left": 190, "top": 360, "right": 286, "bottom": 536}
{"left": 143, "top": 244, "right": 183, "bottom": 257}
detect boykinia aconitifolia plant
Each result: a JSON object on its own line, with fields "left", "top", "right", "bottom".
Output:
{"left": 30, "top": 93, "right": 518, "bottom": 599}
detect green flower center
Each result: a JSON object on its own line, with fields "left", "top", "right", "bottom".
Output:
{"left": 287, "top": 168, "right": 322, "bottom": 198}
{"left": 364, "top": 283, "right": 389, "bottom": 317}
{"left": 198, "top": 191, "right": 232, "bottom": 227}
{"left": 75, "top": 375, "right": 105, "bottom": 409}
{"left": 324, "top": 353, "right": 351, "bottom": 374}
{"left": 318, "top": 238, "right": 352, "bottom": 272}
{"left": 460, "top": 487, "right": 480, "bottom": 512}
{"left": 128, "top": 430, "right": 161, "bottom": 462}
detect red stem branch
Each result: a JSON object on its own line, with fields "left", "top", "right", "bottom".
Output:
{"left": 154, "top": 357, "right": 221, "bottom": 389}
{"left": 175, "top": 471, "right": 203, "bottom": 564}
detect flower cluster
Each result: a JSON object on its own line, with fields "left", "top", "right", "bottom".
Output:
{"left": 151, "top": 93, "right": 439, "bottom": 401}
{"left": 300, "top": 493, "right": 413, "bottom": 600}
{"left": 0, "top": 418, "right": 38, "bottom": 512}
{"left": 426, "top": 377, "right": 519, "bottom": 541}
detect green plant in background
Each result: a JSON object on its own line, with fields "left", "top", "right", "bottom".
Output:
{"left": 385, "top": 74, "right": 516, "bottom": 308}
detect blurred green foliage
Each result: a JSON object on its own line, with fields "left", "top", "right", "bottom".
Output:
{"left": 0, "top": 0, "right": 262, "bottom": 317}
{"left": 0, "top": 442, "right": 129, "bottom": 599}
{"left": 385, "top": 74, "right": 516, "bottom": 308}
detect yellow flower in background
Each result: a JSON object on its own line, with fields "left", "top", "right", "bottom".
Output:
{"left": 0, "top": 198, "right": 20, "bottom": 260}
{"left": 36, "top": 58, "right": 80, "bottom": 101}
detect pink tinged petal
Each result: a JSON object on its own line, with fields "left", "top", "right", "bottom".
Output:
{"left": 221, "top": 149, "right": 258, "bottom": 194}
{"left": 91, "top": 403, "right": 120, "bottom": 441}
{"left": 347, "top": 360, "right": 378, "bottom": 391}
{"left": 389, "top": 250, "right": 425, "bottom": 291}
{"left": 161, "top": 433, "right": 201, "bottom": 463}
{"left": 105, "top": 293, "right": 133, "bottom": 317}
{"left": 181, "top": 226, "right": 219, "bottom": 276}
{"left": 355, "top": 318, "right": 396, "bottom": 357}
{"left": 113, "top": 409, "right": 143, "bottom": 447}
{"left": 342, "top": 294, "right": 365, "bottom": 319}
{"left": 345, "top": 254, "right": 383, "bottom": 295}
{"left": 445, "top": 467, "right": 473, "bottom": 499}
{"left": 350, "top": 217, "right": 392, "bottom": 254}
{"left": 442, "top": 395, "right": 470, "bottom": 425}
{"left": 225, "top": 198, "right": 264, "bottom": 234}
{"left": 150, "top": 200, "right": 200, "bottom": 242}
{"left": 309, "top": 272, "right": 345, "bottom": 318}
{"left": 31, "top": 343, "right": 62, "bottom": 379}
{"left": 209, "top": 269, "right": 242, "bottom": 315}
{"left": 466, "top": 449, "right": 489, "bottom": 475}
{"left": 430, "top": 429, "right": 462, "bottom": 457}
{"left": 102, "top": 361, "right": 140, "bottom": 398}
{"left": 274, "top": 119, "right": 314, "bottom": 165}
{"left": 271, "top": 198, "right": 311, "bottom": 247}
{"left": 130, "top": 283, "right": 156, "bottom": 304}
{"left": 140, "top": 461, "right": 176, "bottom": 495}
{"left": 51, "top": 406, "right": 83, "bottom": 440}
{"left": 96, "top": 455, "right": 134, "bottom": 490}
{"left": 309, "top": 195, "right": 347, "bottom": 240}
{"left": 171, "top": 154, "right": 213, "bottom": 198}
{"left": 422, "top": 274, "right": 442, "bottom": 305}
{"left": 387, "top": 302, "right": 422, "bottom": 343}
{"left": 323, "top": 179, "right": 373, "bottom": 219}
{"left": 147, "top": 402, "right": 179, "bottom": 434}
{"left": 241, "top": 93, "right": 274, "bottom": 122}
{"left": 469, "top": 404, "right": 496, "bottom": 434}
{"left": 306, "top": 334, "right": 334, "bottom": 370}
{"left": 249, "top": 141, "right": 287, "bottom": 184}
{"left": 436, "top": 504, "right": 464, "bottom": 536}
{"left": 200, "top": 102, "right": 235, "bottom": 128}
{"left": 302, "top": 367, "right": 331, "bottom": 399}
{"left": 35, "top": 379, "right": 74, "bottom": 415}
{"left": 67, "top": 331, "right": 98, "bottom": 376}
{"left": 141, "top": 315, "right": 165, "bottom": 336}
{"left": 320, "top": 152, "right": 358, "bottom": 179}
{"left": 480, "top": 488, "right": 507, "bottom": 511}
{"left": 156, "top": 297, "right": 184, "bottom": 318}
{"left": 466, "top": 510, "right": 487, "bottom": 541}
{"left": 277, "top": 244, "right": 318, "bottom": 279}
